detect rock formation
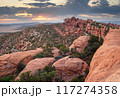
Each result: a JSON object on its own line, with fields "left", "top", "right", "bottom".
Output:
{"left": 16, "top": 58, "right": 55, "bottom": 80}
{"left": 53, "top": 56, "right": 88, "bottom": 82}
{"left": 69, "top": 36, "right": 90, "bottom": 53}
{"left": 0, "top": 48, "right": 43, "bottom": 77}
{"left": 52, "top": 47, "right": 60, "bottom": 57}
{"left": 85, "top": 29, "right": 120, "bottom": 82}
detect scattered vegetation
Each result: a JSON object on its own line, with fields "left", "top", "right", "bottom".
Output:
{"left": 15, "top": 62, "right": 26, "bottom": 76}
{"left": 70, "top": 74, "right": 85, "bottom": 82}
{"left": 70, "top": 35, "right": 103, "bottom": 65}
{"left": 55, "top": 44, "right": 69, "bottom": 55}
{"left": 34, "top": 43, "right": 54, "bottom": 58}
{"left": 17, "top": 65, "right": 56, "bottom": 82}
{"left": 0, "top": 75, "right": 14, "bottom": 82}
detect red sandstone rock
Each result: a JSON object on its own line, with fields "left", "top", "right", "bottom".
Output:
{"left": 69, "top": 36, "right": 90, "bottom": 53}
{"left": 16, "top": 58, "right": 55, "bottom": 80}
{"left": 85, "top": 29, "right": 120, "bottom": 82}
{"left": 53, "top": 56, "right": 88, "bottom": 82}
{"left": 52, "top": 47, "right": 60, "bottom": 57}
{"left": 0, "top": 48, "right": 43, "bottom": 77}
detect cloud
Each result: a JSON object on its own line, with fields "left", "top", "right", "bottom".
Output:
{"left": 0, "top": 7, "right": 26, "bottom": 16}
{"left": 107, "top": 0, "right": 120, "bottom": 6}
{"left": 25, "top": 2, "right": 56, "bottom": 8}
{"left": 78, "top": 13, "right": 117, "bottom": 19}
{"left": 0, "top": 0, "right": 120, "bottom": 23}
{"left": 88, "top": 0, "right": 101, "bottom": 7}
{"left": 34, "top": 0, "right": 50, "bottom": 2}
{"left": 15, "top": 12, "right": 32, "bottom": 17}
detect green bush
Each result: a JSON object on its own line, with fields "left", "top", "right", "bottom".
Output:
{"left": 88, "top": 35, "right": 99, "bottom": 43}
{"left": 55, "top": 44, "right": 64, "bottom": 49}
{"left": 70, "top": 74, "right": 85, "bottom": 82}
{"left": 0, "top": 75, "right": 14, "bottom": 82}
{"left": 34, "top": 44, "right": 54, "bottom": 59}
{"left": 55, "top": 78, "right": 65, "bottom": 82}
{"left": 56, "top": 44, "right": 69, "bottom": 55}
{"left": 80, "top": 35, "right": 103, "bottom": 65}
{"left": 34, "top": 53, "right": 43, "bottom": 58}
{"left": 18, "top": 62, "right": 26, "bottom": 72}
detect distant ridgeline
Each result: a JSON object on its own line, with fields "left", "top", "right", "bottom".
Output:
{"left": 0, "top": 17, "right": 120, "bottom": 55}
{"left": 63, "top": 17, "right": 120, "bottom": 38}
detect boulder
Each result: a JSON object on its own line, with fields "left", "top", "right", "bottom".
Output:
{"left": 85, "top": 29, "right": 120, "bottom": 82}
{"left": 69, "top": 36, "right": 90, "bottom": 53}
{"left": 53, "top": 56, "right": 88, "bottom": 82}
{"left": 16, "top": 58, "right": 55, "bottom": 80}
{"left": 0, "top": 48, "right": 43, "bottom": 77}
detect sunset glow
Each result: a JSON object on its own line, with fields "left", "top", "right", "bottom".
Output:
{"left": 32, "top": 16, "right": 52, "bottom": 21}
{"left": 0, "top": 0, "right": 120, "bottom": 23}
{"left": 15, "top": 12, "right": 32, "bottom": 17}
{"left": 0, "top": 19, "right": 17, "bottom": 21}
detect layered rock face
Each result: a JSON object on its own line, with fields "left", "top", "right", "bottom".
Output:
{"left": 0, "top": 48, "right": 43, "bottom": 77}
{"left": 85, "top": 29, "right": 120, "bottom": 82}
{"left": 53, "top": 56, "right": 88, "bottom": 82}
{"left": 16, "top": 58, "right": 55, "bottom": 80}
{"left": 69, "top": 36, "right": 90, "bottom": 53}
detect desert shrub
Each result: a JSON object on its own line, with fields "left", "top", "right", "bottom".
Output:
{"left": 55, "top": 56, "right": 63, "bottom": 61}
{"left": 55, "top": 78, "right": 65, "bottom": 82}
{"left": 0, "top": 75, "right": 14, "bottom": 82}
{"left": 55, "top": 44, "right": 69, "bottom": 55}
{"left": 88, "top": 35, "right": 99, "bottom": 43}
{"left": 34, "top": 43, "right": 54, "bottom": 59}
{"left": 55, "top": 44, "right": 64, "bottom": 49}
{"left": 34, "top": 53, "right": 43, "bottom": 58}
{"left": 17, "top": 65, "right": 56, "bottom": 82}
{"left": 69, "top": 53, "right": 81, "bottom": 58}
{"left": 18, "top": 62, "right": 26, "bottom": 72}
{"left": 80, "top": 35, "right": 103, "bottom": 65}
{"left": 70, "top": 74, "right": 85, "bottom": 82}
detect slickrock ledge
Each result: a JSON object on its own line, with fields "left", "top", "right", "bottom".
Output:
{"left": 85, "top": 29, "right": 120, "bottom": 82}
{"left": 0, "top": 48, "right": 43, "bottom": 77}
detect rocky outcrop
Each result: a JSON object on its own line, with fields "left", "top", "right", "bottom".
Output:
{"left": 52, "top": 47, "right": 60, "bottom": 57}
{"left": 63, "top": 17, "right": 119, "bottom": 38}
{"left": 16, "top": 58, "right": 55, "bottom": 80}
{"left": 69, "top": 36, "right": 90, "bottom": 53}
{"left": 0, "top": 48, "right": 43, "bottom": 77}
{"left": 53, "top": 56, "right": 88, "bottom": 82}
{"left": 85, "top": 29, "right": 120, "bottom": 82}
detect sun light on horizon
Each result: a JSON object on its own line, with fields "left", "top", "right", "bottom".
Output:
{"left": 15, "top": 12, "right": 33, "bottom": 17}
{"left": 32, "top": 16, "right": 52, "bottom": 21}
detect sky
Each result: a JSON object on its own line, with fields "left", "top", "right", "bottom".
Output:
{"left": 0, "top": 0, "right": 120, "bottom": 24}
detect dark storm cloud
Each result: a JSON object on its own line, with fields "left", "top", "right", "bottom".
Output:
{"left": 0, "top": 6, "right": 26, "bottom": 15}
{"left": 90, "top": 0, "right": 120, "bottom": 15}
{"left": 25, "top": 2, "right": 56, "bottom": 7}
{"left": 91, "top": 1, "right": 99, "bottom": 4}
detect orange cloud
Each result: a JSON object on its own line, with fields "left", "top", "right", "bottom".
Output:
{"left": 32, "top": 16, "right": 52, "bottom": 20}
{"left": 15, "top": 12, "right": 32, "bottom": 17}
{"left": 0, "top": 19, "right": 17, "bottom": 21}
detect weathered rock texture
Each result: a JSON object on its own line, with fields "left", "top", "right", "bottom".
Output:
{"left": 85, "top": 29, "right": 120, "bottom": 82}
{"left": 0, "top": 48, "right": 43, "bottom": 77}
{"left": 16, "top": 58, "right": 55, "bottom": 80}
{"left": 69, "top": 36, "right": 90, "bottom": 53}
{"left": 53, "top": 56, "right": 88, "bottom": 82}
